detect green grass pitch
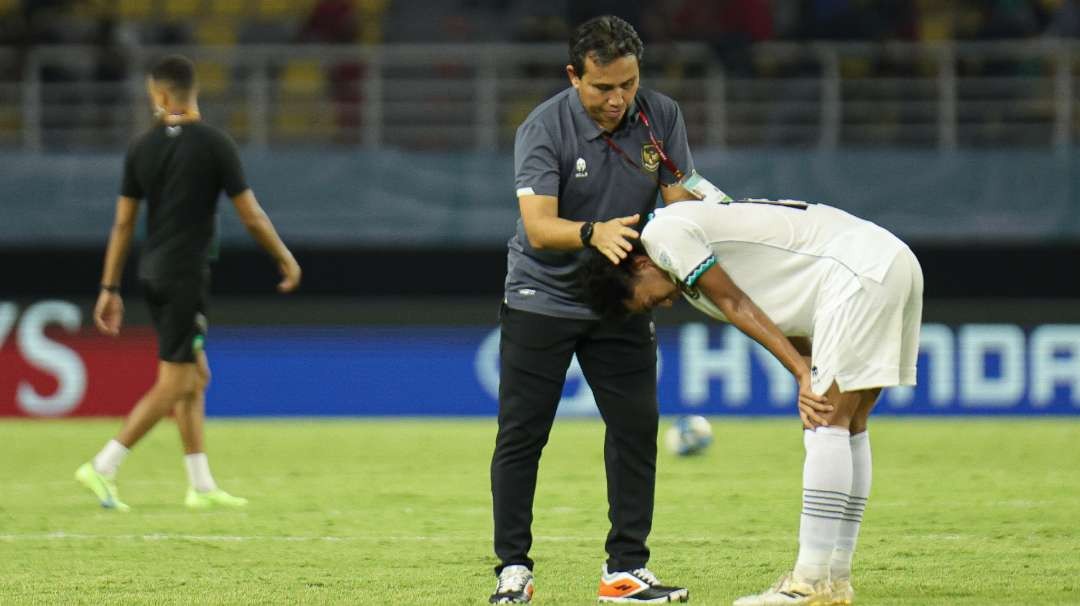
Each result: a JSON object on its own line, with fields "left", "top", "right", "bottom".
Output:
{"left": 1, "top": 417, "right": 1078, "bottom": 605}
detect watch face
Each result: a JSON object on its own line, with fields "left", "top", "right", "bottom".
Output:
{"left": 581, "top": 222, "right": 594, "bottom": 244}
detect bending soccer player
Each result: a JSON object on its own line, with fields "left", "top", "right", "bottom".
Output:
{"left": 75, "top": 55, "right": 301, "bottom": 511}
{"left": 582, "top": 198, "right": 923, "bottom": 606}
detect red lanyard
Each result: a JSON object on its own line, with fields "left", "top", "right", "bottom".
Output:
{"left": 602, "top": 110, "right": 684, "bottom": 181}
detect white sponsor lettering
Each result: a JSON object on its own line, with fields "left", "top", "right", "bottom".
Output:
{"left": 670, "top": 323, "right": 1080, "bottom": 411}
{"left": 680, "top": 324, "right": 750, "bottom": 407}
{"left": 1029, "top": 325, "right": 1080, "bottom": 408}
{"left": 13, "top": 301, "right": 87, "bottom": 416}
{"left": 959, "top": 324, "right": 1026, "bottom": 407}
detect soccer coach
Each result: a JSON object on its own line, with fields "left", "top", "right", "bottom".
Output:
{"left": 489, "top": 15, "right": 694, "bottom": 605}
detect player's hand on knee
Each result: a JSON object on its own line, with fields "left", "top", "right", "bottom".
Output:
{"left": 797, "top": 375, "right": 830, "bottom": 427}
{"left": 592, "top": 214, "right": 640, "bottom": 264}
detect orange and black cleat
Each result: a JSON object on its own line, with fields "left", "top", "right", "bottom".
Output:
{"left": 598, "top": 566, "right": 689, "bottom": 603}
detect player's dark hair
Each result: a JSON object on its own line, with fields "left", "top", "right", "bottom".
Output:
{"left": 580, "top": 247, "right": 642, "bottom": 320}
{"left": 569, "top": 15, "right": 643, "bottom": 77}
{"left": 149, "top": 54, "right": 196, "bottom": 94}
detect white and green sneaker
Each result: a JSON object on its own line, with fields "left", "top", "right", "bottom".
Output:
{"left": 185, "top": 488, "right": 248, "bottom": 509}
{"left": 74, "top": 462, "right": 130, "bottom": 511}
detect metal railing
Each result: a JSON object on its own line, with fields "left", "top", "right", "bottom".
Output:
{"left": 1, "top": 40, "right": 1077, "bottom": 152}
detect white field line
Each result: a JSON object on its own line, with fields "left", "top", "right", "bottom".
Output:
{"left": 0, "top": 532, "right": 791, "bottom": 543}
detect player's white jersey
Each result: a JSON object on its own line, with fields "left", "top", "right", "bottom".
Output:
{"left": 641, "top": 199, "right": 910, "bottom": 336}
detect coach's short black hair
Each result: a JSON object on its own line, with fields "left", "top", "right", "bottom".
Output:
{"left": 149, "top": 54, "right": 196, "bottom": 94}
{"left": 569, "top": 15, "right": 644, "bottom": 77}
{"left": 580, "top": 248, "right": 642, "bottom": 320}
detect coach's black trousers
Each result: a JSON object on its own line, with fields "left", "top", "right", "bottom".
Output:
{"left": 491, "top": 305, "right": 659, "bottom": 575}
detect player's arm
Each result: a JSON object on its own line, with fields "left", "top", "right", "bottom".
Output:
{"left": 658, "top": 101, "right": 697, "bottom": 205}
{"left": 660, "top": 182, "right": 697, "bottom": 205}
{"left": 94, "top": 196, "right": 140, "bottom": 336}
{"left": 788, "top": 336, "right": 813, "bottom": 370}
{"left": 230, "top": 189, "right": 301, "bottom": 293}
{"left": 788, "top": 336, "right": 812, "bottom": 356}
{"left": 518, "top": 194, "right": 639, "bottom": 265}
{"left": 694, "top": 264, "right": 831, "bottom": 426}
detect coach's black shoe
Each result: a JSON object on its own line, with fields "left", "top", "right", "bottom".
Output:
{"left": 598, "top": 565, "right": 689, "bottom": 603}
{"left": 489, "top": 564, "right": 534, "bottom": 604}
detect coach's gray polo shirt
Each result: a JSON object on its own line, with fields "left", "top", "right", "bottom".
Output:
{"left": 505, "top": 86, "right": 694, "bottom": 319}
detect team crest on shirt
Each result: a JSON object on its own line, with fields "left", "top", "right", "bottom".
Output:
{"left": 641, "top": 143, "right": 662, "bottom": 172}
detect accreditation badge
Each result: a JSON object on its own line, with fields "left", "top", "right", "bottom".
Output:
{"left": 678, "top": 170, "right": 734, "bottom": 204}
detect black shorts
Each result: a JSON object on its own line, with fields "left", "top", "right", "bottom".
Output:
{"left": 142, "top": 272, "right": 209, "bottom": 363}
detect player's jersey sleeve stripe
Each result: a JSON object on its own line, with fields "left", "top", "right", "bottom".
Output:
{"left": 683, "top": 255, "right": 716, "bottom": 288}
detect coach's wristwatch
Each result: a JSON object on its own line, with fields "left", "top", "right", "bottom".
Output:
{"left": 579, "top": 221, "right": 595, "bottom": 248}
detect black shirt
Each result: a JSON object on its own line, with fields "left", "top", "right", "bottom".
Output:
{"left": 121, "top": 121, "right": 248, "bottom": 281}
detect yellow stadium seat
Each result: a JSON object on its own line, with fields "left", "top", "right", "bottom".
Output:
{"left": 118, "top": 0, "right": 154, "bottom": 19}
{"left": 71, "top": 0, "right": 112, "bottom": 18}
{"left": 196, "top": 61, "right": 229, "bottom": 95}
{"left": 358, "top": 0, "right": 387, "bottom": 12}
{"left": 273, "top": 100, "right": 335, "bottom": 139}
{"left": 840, "top": 57, "right": 872, "bottom": 79}
{"left": 258, "top": 0, "right": 310, "bottom": 18}
{"left": 279, "top": 60, "right": 326, "bottom": 97}
{"left": 209, "top": 0, "right": 246, "bottom": 17}
{"left": 196, "top": 20, "right": 238, "bottom": 45}
{"left": 163, "top": 0, "right": 202, "bottom": 18}
{"left": 0, "top": 105, "right": 20, "bottom": 131}
{"left": 228, "top": 107, "right": 250, "bottom": 136}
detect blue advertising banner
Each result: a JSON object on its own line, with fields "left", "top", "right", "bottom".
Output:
{"left": 202, "top": 323, "right": 1080, "bottom": 417}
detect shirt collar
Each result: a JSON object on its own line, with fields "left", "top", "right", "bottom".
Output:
{"left": 570, "top": 89, "right": 640, "bottom": 141}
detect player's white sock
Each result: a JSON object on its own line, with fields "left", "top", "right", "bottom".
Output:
{"left": 92, "top": 439, "right": 129, "bottom": 478}
{"left": 831, "top": 430, "right": 871, "bottom": 581}
{"left": 795, "top": 426, "right": 852, "bottom": 583}
{"left": 184, "top": 453, "right": 218, "bottom": 493}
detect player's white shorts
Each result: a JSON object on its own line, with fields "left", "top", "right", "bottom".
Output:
{"left": 810, "top": 247, "right": 923, "bottom": 395}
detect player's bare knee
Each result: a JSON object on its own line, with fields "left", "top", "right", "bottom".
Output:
{"left": 820, "top": 391, "right": 862, "bottom": 429}
{"left": 848, "top": 388, "right": 881, "bottom": 433}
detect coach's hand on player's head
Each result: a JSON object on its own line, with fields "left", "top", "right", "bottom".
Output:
{"left": 797, "top": 374, "right": 831, "bottom": 428}
{"left": 592, "top": 213, "right": 640, "bottom": 265}
{"left": 277, "top": 256, "right": 302, "bottom": 293}
{"left": 94, "top": 290, "right": 124, "bottom": 336}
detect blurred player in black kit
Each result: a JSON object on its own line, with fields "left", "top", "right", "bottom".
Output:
{"left": 76, "top": 55, "right": 301, "bottom": 511}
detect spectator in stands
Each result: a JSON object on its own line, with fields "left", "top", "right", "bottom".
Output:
{"left": 297, "top": 0, "right": 362, "bottom": 143}
{"left": 795, "top": 0, "right": 915, "bottom": 41}
{"left": 1046, "top": 0, "right": 1080, "bottom": 37}
{"left": 976, "top": 0, "right": 1047, "bottom": 39}
{"left": 91, "top": 18, "right": 130, "bottom": 145}
{"left": 298, "top": 0, "right": 358, "bottom": 44}
{"left": 671, "top": 0, "right": 774, "bottom": 75}
{"left": 568, "top": 0, "right": 645, "bottom": 35}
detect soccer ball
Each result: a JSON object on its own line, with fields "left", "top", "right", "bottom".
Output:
{"left": 663, "top": 415, "right": 713, "bottom": 456}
